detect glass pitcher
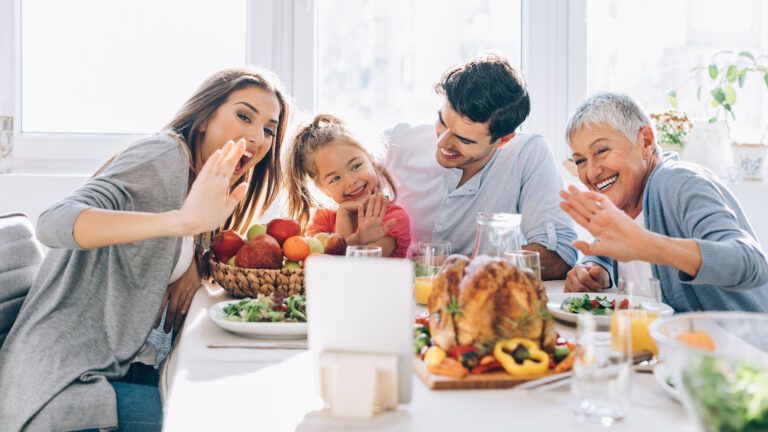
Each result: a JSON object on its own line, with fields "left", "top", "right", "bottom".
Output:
{"left": 470, "top": 212, "right": 522, "bottom": 258}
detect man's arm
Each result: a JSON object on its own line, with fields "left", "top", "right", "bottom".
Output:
{"left": 524, "top": 243, "right": 571, "bottom": 280}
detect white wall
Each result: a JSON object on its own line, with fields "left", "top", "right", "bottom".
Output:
{"left": 0, "top": 173, "right": 88, "bottom": 225}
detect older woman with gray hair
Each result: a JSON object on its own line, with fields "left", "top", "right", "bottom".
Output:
{"left": 560, "top": 92, "right": 768, "bottom": 312}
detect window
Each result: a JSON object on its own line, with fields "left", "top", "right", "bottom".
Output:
{"left": 20, "top": 0, "right": 247, "bottom": 134}
{"left": 316, "top": 0, "right": 522, "bottom": 129}
{"left": 587, "top": 0, "right": 768, "bottom": 144}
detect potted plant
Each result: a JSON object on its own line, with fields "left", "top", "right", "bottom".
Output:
{"left": 649, "top": 110, "right": 693, "bottom": 158}
{"left": 669, "top": 50, "right": 768, "bottom": 180}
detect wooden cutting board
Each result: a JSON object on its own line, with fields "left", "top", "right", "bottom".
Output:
{"left": 413, "top": 357, "right": 556, "bottom": 390}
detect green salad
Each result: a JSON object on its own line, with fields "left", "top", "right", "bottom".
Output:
{"left": 222, "top": 294, "right": 307, "bottom": 323}
{"left": 560, "top": 294, "right": 629, "bottom": 315}
{"left": 682, "top": 356, "right": 768, "bottom": 432}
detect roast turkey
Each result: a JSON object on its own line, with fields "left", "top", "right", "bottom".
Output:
{"left": 428, "top": 255, "right": 556, "bottom": 352}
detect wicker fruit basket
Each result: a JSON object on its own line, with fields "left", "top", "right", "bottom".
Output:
{"left": 209, "top": 258, "right": 304, "bottom": 299}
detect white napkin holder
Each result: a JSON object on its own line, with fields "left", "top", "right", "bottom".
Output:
{"left": 318, "top": 350, "right": 399, "bottom": 419}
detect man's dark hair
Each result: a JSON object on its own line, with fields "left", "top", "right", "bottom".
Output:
{"left": 435, "top": 54, "right": 530, "bottom": 143}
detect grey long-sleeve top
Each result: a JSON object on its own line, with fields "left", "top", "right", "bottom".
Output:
{"left": 584, "top": 153, "right": 768, "bottom": 312}
{"left": 0, "top": 134, "right": 188, "bottom": 431}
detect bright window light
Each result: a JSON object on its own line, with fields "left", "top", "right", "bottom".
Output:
{"left": 587, "top": 0, "right": 768, "bottom": 143}
{"left": 317, "top": 0, "right": 522, "bottom": 129}
{"left": 21, "top": 0, "right": 247, "bottom": 134}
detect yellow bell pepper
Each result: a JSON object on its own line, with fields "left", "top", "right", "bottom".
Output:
{"left": 494, "top": 338, "right": 550, "bottom": 376}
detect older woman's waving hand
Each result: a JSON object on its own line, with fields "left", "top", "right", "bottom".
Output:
{"left": 560, "top": 185, "right": 702, "bottom": 278}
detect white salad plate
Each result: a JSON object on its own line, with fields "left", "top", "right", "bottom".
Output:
{"left": 547, "top": 293, "right": 674, "bottom": 326}
{"left": 208, "top": 300, "right": 307, "bottom": 339}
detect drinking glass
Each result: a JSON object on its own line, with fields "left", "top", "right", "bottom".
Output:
{"left": 413, "top": 241, "right": 451, "bottom": 304}
{"left": 617, "top": 278, "right": 662, "bottom": 357}
{"left": 0, "top": 116, "right": 12, "bottom": 173}
{"left": 504, "top": 250, "right": 541, "bottom": 280}
{"left": 345, "top": 245, "right": 382, "bottom": 258}
{"left": 572, "top": 312, "right": 632, "bottom": 425}
{"left": 618, "top": 277, "right": 662, "bottom": 303}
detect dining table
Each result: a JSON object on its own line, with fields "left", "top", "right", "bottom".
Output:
{"left": 162, "top": 280, "right": 697, "bottom": 432}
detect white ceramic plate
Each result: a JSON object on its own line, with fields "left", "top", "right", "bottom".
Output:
{"left": 208, "top": 300, "right": 307, "bottom": 339}
{"left": 547, "top": 293, "right": 674, "bottom": 326}
{"left": 653, "top": 363, "right": 683, "bottom": 403}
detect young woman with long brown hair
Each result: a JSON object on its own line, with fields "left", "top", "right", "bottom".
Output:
{"left": 0, "top": 67, "right": 290, "bottom": 431}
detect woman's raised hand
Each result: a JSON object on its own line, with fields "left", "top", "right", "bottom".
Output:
{"left": 354, "top": 194, "right": 396, "bottom": 245}
{"left": 178, "top": 139, "right": 249, "bottom": 235}
{"left": 559, "top": 185, "right": 654, "bottom": 262}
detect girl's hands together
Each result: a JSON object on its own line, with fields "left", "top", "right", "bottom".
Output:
{"left": 354, "top": 194, "right": 397, "bottom": 245}
{"left": 559, "top": 185, "right": 654, "bottom": 262}
{"left": 178, "top": 139, "right": 249, "bottom": 235}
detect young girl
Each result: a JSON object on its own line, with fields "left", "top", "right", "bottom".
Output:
{"left": 0, "top": 67, "right": 290, "bottom": 431}
{"left": 285, "top": 114, "right": 411, "bottom": 257}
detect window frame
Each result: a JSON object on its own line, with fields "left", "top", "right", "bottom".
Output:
{"left": 1, "top": 0, "right": 582, "bottom": 173}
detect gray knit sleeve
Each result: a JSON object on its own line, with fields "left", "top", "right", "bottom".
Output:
{"left": 36, "top": 134, "right": 189, "bottom": 249}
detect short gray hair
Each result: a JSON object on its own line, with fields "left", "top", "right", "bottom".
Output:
{"left": 565, "top": 92, "right": 659, "bottom": 155}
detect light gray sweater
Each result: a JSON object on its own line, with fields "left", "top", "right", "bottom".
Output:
{"left": 0, "top": 134, "right": 188, "bottom": 431}
{"left": 584, "top": 153, "right": 768, "bottom": 312}
{"left": 0, "top": 213, "right": 44, "bottom": 347}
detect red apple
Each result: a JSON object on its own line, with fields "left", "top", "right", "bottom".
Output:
{"left": 266, "top": 218, "right": 302, "bottom": 247}
{"left": 235, "top": 234, "right": 283, "bottom": 269}
{"left": 212, "top": 230, "right": 245, "bottom": 262}
{"left": 320, "top": 233, "right": 347, "bottom": 256}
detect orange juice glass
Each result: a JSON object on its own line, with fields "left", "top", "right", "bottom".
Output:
{"left": 414, "top": 276, "right": 434, "bottom": 304}
{"left": 611, "top": 310, "right": 660, "bottom": 357}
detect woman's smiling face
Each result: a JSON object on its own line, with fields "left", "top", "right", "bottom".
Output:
{"left": 198, "top": 86, "right": 281, "bottom": 185}
{"left": 569, "top": 124, "right": 656, "bottom": 217}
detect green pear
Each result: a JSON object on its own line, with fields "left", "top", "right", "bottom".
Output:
{"left": 306, "top": 237, "right": 324, "bottom": 254}
{"left": 283, "top": 260, "right": 301, "bottom": 270}
{"left": 246, "top": 223, "right": 267, "bottom": 241}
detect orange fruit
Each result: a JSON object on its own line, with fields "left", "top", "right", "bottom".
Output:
{"left": 676, "top": 331, "right": 716, "bottom": 352}
{"left": 283, "top": 236, "right": 310, "bottom": 261}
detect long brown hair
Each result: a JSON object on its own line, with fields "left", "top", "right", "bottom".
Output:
{"left": 284, "top": 114, "right": 398, "bottom": 228}
{"left": 165, "top": 67, "right": 291, "bottom": 233}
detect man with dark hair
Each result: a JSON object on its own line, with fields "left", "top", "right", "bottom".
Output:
{"left": 384, "top": 54, "right": 576, "bottom": 279}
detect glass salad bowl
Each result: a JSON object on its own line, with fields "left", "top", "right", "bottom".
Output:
{"left": 650, "top": 312, "right": 768, "bottom": 432}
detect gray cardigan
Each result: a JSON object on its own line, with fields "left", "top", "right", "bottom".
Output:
{"left": 0, "top": 213, "right": 43, "bottom": 347}
{"left": 584, "top": 153, "right": 768, "bottom": 312}
{"left": 0, "top": 135, "right": 188, "bottom": 431}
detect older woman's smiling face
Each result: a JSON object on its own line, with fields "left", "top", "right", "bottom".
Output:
{"left": 569, "top": 125, "right": 657, "bottom": 218}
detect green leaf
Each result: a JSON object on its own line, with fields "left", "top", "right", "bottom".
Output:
{"left": 709, "top": 65, "right": 719, "bottom": 79}
{"left": 666, "top": 89, "right": 677, "bottom": 97}
{"left": 711, "top": 87, "right": 726, "bottom": 103}
{"left": 708, "top": 117, "right": 718, "bottom": 124}
{"left": 724, "top": 84, "right": 737, "bottom": 105}
{"left": 668, "top": 95, "right": 678, "bottom": 108}
{"left": 726, "top": 65, "right": 739, "bottom": 83}
{"left": 764, "top": 73, "right": 768, "bottom": 88}
{"left": 738, "top": 51, "right": 756, "bottom": 63}
{"left": 711, "top": 99, "right": 720, "bottom": 107}
{"left": 696, "top": 84, "right": 702, "bottom": 101}
{"left": 738, "top": 69, "right": 748, "bottom": 88}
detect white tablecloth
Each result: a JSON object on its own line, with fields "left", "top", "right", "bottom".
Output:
{"left": 163, "top": 281, "right": 696, "bottom": 432}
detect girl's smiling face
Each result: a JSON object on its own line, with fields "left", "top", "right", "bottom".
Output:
{"left": 569, "top": 124, "right": 657, "bottom": 217}
{"left": 198, "top": 86, "right": 281, "bottom": 184}
{"left": 313, "top": 140, "right": 379, "bottom": 205}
